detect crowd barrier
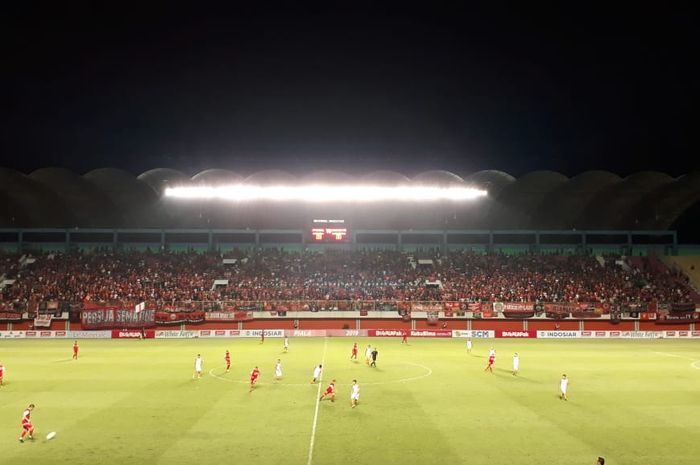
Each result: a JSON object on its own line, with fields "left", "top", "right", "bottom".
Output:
{"left": 3, "top": 329, "right": 700, "bottom": 339}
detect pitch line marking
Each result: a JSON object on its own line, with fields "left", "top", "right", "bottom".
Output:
{"left": 651, "top": 351, "right": 695, "bottom": 361}
{"left": 651, "top": 351, "right": 693, "bottom": 360}
{"left": 361, "top": 362, "right": 433, "bottom": 385}
{"left": 208, "top": 361, "right": 432, "bottom": 386}
{"left": 651, "top": 351, "right": 700, "bottom": 370}
{"left": 307, "top": 336, "right": 328, "bottom": 465}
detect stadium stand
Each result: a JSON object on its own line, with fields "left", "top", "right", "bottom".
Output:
{"left": 1, "top": 250, "right": 695, "bottom": 312}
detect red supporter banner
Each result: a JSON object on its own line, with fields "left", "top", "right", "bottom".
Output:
{"left": 504, "top": 302, "right": 534, "bottom": 312}
{"left": 467, "top": 302, "right": 481, "bottom": 312}
{"left": 544, "top": 303, "right": 577, "bottom": 314}
{"left": 493, "top": 302, "right": 535, "bottom": 318}
{"left": 496, "top": 330, "right": 537, "bottom": 338}
{"left": 639, "top": 312, "right": 657, "bottom": 320}
{"left": 443, "top": 302, "right": 461, "bottom": 311}
{"left": 368, "top": 329, "right": 452, "bottom": 338}
{"left": 0, "top": 311, "right": 23, "bottom": 321}
{"left": 155, "top": 311, "right": 205, "bottom": 325}
{"left": 111, "top": 330, "right": 155, "bottom": 339}
{"left": 493, "top": 302, "right": 534, "bottom": 312}
{"left": 82, "top": 308, "right": 155, "bottom": 329}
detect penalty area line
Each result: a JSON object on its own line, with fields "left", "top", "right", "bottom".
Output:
{"left": 307, "top": 336, "right": 328, "bottom": 465}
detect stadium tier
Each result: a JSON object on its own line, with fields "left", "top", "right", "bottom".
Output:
{"left": 1, "top": 251, "right": 698, "bottom": 322}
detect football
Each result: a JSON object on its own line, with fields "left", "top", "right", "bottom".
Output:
{"left": 46, "top": 432, "right": 57, "bottom": 440}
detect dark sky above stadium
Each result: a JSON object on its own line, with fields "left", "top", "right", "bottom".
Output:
{"left": 1, "top": 4, "right": 697, "bottom": 177}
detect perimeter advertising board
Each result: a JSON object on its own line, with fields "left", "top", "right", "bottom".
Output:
{"left": 368, "top": 329, "right": 452, "bottom": 337}
{"left": 198, "top": 329, "right": 285, "bottom": 338}
{"left": 496, "top": 330, "right": 537, "bottom": 338}
{"left": 537, "top": 331, "right": 581, "bottom": 338}
{"left": 452, "top": 330, "right": 495, "bottom": 338}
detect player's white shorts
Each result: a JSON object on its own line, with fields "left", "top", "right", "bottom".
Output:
{"left": 276, "top": 369, "right": 283, "bottom": 377}
{"left": 560, "top": 386, "right": 567, "bottom": 394}
{"left": 351, "top": 393, "right": 360, "bottom": 401}
{"left": 513, "top": 362, "right": 519, "bottom": 370}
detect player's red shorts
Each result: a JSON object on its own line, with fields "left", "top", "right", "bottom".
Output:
{"left": 250, "top": 376, "right": 258, "bottom": 384}
{"left": 324, "top": 387, "right": 334, "bottom": 395}
{"left": 22, "top": 422, "right": 33, "bottom": 430}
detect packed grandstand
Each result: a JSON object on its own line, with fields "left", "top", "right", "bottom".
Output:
{"left": 1, "top": 250, "right": 697, "bottom": 313}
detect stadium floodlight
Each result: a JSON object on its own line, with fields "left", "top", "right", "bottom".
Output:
{"left": 163, "top": 184, "right": 487, "bottom": 202}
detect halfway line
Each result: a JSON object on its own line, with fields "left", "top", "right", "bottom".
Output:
{"left": 307, "top": 336, "right": 328, "bottom": 465}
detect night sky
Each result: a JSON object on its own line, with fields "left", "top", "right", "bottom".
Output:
{"left": 2, "top": 4, "right": 697, "bottom": 177}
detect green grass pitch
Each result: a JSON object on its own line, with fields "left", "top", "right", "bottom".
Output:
{"left": 1, "top": 337, "right": 699, "bottom": 465}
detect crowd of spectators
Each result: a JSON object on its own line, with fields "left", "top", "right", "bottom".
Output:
{"left": 0, "top": 249, "right": 695, "bottom": 311}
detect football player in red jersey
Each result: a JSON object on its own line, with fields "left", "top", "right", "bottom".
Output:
{"left": 19, "top": 404, "right": 35, "bottom": 442}
{"left": 0, "top": 362, "right": 5, "bottom": 386}
{"left": 485, "top": 354, "right": 495, "bottom": 373}
{"left": 319, "top": 380, "right": 336, "bottom": 402}
{"left": 249, "top": 366, "right": 260, "bottom": 392}
{"left": 350, "top": 343, "right": 358, "bottom": 360}
{"left": 72, "top": 341, "right": 79, "bottom": 360}
{"left": 224, "top": 350, "right": 231, "bottom": 372}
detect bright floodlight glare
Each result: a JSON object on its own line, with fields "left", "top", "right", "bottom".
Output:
{"left": 164, "top": 184, "right": 487, "bottom": 202}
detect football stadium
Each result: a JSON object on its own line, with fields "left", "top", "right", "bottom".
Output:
{"left": 1, "top": 168, "right": 700, "bottom": 465}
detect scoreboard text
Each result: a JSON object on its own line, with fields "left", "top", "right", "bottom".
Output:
{"left": 311, "top": 227, "right": 348, "bottom": 242}
{"left": 310, "top": 219, "right": 348, "bottom": 242}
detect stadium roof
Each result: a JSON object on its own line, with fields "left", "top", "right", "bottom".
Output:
{"left": 192, "top": 169, "right": 245, "bottom": 185}
{"left": 1, "top": 167, "right": 698, "bottom": 237}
